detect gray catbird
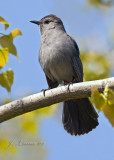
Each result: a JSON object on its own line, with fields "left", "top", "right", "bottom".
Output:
{"left": 30, "top": 14, "right": 99, "bottom": 135}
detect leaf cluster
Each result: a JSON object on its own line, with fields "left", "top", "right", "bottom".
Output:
{"left": 0, "top": 16, "right": 22, "bottom": 91}
{"left": 92, "top": 85, "right": 114, "bottom": 126}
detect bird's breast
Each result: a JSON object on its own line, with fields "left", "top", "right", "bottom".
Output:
{"left": 39, "top": 39, "right": 74, "bottom": 83}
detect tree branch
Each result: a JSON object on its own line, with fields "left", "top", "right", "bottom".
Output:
{"left": 0, "top": 77, "right": 114, "bottom": 123}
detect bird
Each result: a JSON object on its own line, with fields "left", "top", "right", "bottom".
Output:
{"left": 30, "top": 14, "right": 99, "bottom": 135}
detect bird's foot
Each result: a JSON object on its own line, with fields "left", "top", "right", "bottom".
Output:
{"left": 64, "top": 77, "right": 75, "bottom": 92}
{"left": 67, "top": 82, "right": 73, "bottom": 92}
{"left": 64, "top": 81, "right": 73, "bottom": 92}
{"left": 41, "top": 88, "right": 50, "bottom": 96}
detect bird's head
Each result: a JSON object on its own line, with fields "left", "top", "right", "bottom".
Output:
{"left": 30, "top": 14, "right": 65, "bottom": 35}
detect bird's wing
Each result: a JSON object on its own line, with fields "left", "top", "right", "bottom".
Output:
{"left": 67, "top": 35, "right": 83, "bottom": 82}
{"left": 72, "top": 57, "right": 83, "bottom": 82}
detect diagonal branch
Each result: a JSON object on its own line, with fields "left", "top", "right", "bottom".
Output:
{"left": 0, "top": 77, "right": 114, "bottom": 123}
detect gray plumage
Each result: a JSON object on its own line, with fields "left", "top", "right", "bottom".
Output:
{"left": 30, "top": 14, "right": 99, "bottom": 135}
{"left": 39, "top": 20, "right": 83, "bottom": 83}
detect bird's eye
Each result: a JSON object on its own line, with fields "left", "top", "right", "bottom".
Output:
{"left": 44, "top": 20, "right": 50, "bottom": 24}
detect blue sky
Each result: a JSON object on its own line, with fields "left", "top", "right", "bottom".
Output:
{"left": 0, "top": 0, "right": 114, "bottom": 160}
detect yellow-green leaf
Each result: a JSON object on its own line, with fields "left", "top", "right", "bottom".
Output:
{"left": 0, "top": 29, "right": 22, "bottom": 58}
{"left": 20, "top": 120, "right": 36, "bottom": 134}
{"left": 0, "top": 69, "right": 14, "bottom": 92}
{"left": 0, "top": 16, "right": 10, "bottom": 31}
{"left": 2, "top": 98, "right": 12, "bottom": 105}
{"left": 0, "top": 48, "right": 8, "bottom": 69}
{"left": 20, "top": 112, "right": 37, "bottom": 134}
{"left": 103, "top": 84, "right": 114, "bottom": 105}
{"left": 89, "top": 0, "right": 103, "bottom": 5}
{"left": 89, "top": 0, "right": 110, "bottom": 7}
{"left": 0, "top": 138, "right": 17, "bottom": 154}
{"left": 102, "top": 86, "right": 114, "bottom": 126}
{"left": 103, "top": 104, "right": 114, "bottom": 127}
{"left": 0, "top": 139, "right": 9, "bottom": 153}
{"left": 34, "top": 104, "right": 60, "bottom": 118}
{"left": 10, "top": 29, "right": 22, "bottom": 39}
{"left": 80, "top": 52, "right": 110, "bottom": 81}
{"left": 91, "top": 87, "right": 105, "bottom": 111}
{"left": 91, "top": 85, "right": 114, "bottom": 126}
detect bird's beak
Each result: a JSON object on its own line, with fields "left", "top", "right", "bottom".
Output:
{"left": 30, "top": 20, "right": 41, "bottom": 25}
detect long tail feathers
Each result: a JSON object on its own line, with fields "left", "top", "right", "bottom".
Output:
{"left": 62, "top": 98, "right": 99, "bottom": 135}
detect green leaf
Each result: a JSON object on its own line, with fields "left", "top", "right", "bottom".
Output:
{"left": 0, "top": 29, "right": 22, "bottom": 58}
{"left": 0, "top": 48, "right": 8, "bottom": 69}
{"left": 0, "top": 16, "right": 10, "bottom": 32}
{"left": 0, "top": 69, "right": 14, "bottom": 92}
